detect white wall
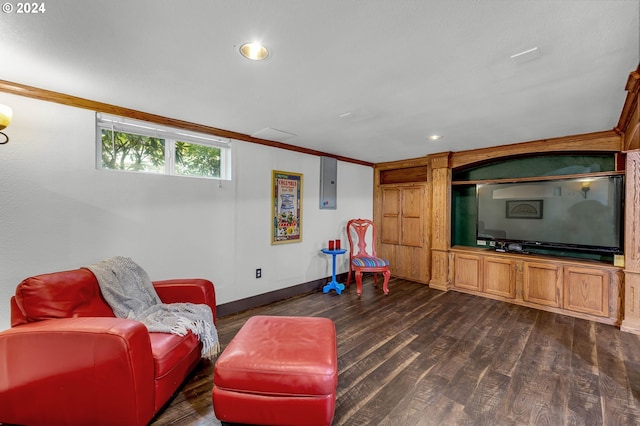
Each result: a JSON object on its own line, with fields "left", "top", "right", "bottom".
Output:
{"left": 0, "top": 93, "right": 373, "bottom": 330}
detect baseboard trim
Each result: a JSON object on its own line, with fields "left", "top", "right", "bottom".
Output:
{"left": 217, "top": 273, "right": 348, "bottom": 318}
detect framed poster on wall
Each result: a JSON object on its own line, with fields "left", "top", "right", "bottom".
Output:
{"left": 272, "top": 170, "right": 303, "bottom": 244}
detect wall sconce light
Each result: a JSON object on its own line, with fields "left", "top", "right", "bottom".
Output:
{"left": 581, "top": 182, "right": 590, "bottom": 199}
{"left": 0, "top": 104, "right": 13, "bottom": 144}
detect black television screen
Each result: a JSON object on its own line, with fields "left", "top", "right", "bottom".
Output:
{"left": 476, "top": 175, "right": 624, "bottom": 254}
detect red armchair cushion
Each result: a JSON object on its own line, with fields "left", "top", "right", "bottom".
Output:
{"left": 14, "top": 268, "right": 114, "bottom": 323}
{"left": 150, "top": 331, "right": 200, "bottom": 379}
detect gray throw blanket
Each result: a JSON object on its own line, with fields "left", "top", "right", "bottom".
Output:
{"left": 87, "top": 256, "right": 219, "bottom": 359}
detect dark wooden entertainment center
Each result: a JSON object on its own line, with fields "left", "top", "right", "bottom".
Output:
{"left": 374, "top": 66, "right": 640, "bottom": 330}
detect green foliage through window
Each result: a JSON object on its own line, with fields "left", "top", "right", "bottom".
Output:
{"left": 101, "top": 130, "right": 165, "bottom": 173}
{"left": 175, "top": 142, "right": 221, "bottom": 178}
{"left": 97, "top": 113, "right": 231, "bottom": 180}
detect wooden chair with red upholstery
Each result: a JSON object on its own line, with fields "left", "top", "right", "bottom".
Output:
{"left": 346, "top": 218, "right": 391, "bottom": 296}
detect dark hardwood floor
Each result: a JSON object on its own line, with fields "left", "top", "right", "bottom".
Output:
{"left": 151, "top": 277, "right": 640, "bottom": 425}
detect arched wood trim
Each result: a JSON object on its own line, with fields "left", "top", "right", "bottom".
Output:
{"left": 616, "top": 66, "right": 640, "bottom": 151}
{"left": 449, "top": 130, "right": 622, "bottom": 170}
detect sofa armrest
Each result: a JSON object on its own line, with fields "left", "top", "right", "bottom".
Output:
{"left": 153, "top": 278, "right": 216, "bottom": 323}
{"left": 0, "top": 317, "right": 155, "bottom": 426}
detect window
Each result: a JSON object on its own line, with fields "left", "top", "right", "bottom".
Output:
{"left": 96, "top": 113, "right": 231, "bottom": 180}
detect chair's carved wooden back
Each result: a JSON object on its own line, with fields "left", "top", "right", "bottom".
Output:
{"left": 347, "top": 218, "right": 377, "bottom": 260}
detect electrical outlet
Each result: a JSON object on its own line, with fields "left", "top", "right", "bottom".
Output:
{"left": 256, "top": 268, "right": 262, "bottom": 278}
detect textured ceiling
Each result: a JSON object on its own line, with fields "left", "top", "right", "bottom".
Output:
{"left": 0, "top": 0, "right": 638, "bottom": 163}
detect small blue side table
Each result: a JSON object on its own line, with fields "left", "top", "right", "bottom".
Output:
{"left": 321, "top": 248, "right": 347, "bottom": 294}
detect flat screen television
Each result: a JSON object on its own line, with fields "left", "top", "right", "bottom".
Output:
{"left": 476, "top": 174, "right": 624, "bottom": 254}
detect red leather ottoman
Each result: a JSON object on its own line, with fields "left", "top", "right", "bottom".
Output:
{"left": 213, "top": 315, "right": 338, "bottom": 426}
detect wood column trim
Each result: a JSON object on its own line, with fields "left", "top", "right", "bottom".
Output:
{"left": 621, "top": 272, "right": 640, "bottom": 334}
{"left": 428, "top": 152, "right": 452, "bottom": 290}
{"left": 622, "top": 149, "right": 640, "bottom": 333}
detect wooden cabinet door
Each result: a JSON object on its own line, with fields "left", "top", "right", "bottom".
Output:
{"left": 381, "top": 187, "right": 401, "bottom": 245}
{"left": 454, "top": 254, "right": 482, "bottom": 291}
{"left": 483, "top": 256, "right": 516, "bottom": 298}
{"left": 397, "top": 245, "right": 427, "bottom": 283}
{"left": 564, "top": 266, "right": 609, "bottom": 317}
{"left": 523, "top": 261, "right": 562, "bottom": 308}
{"left": 379, "top": 187, "right": 400, "bottom": 272}
{"left": 400, "top": 186, "right": 424, "bottom": 247}
{"left": 379, "top": 184, "right": 428, "bottom": 283}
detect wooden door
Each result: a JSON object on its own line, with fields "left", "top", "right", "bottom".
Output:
{"left": 380, "top": 187, "right": 401, "bottom": 245}
{"left": 379, "top": 187, "right": 400, "bottom": 273}
{"left": 379, "top": 184, "right": 428, "bottom": 283}
{"left": 397, "top": 245, "right": 427, "bottom": 283}
{"left": 397, "top": 185, "right": 427, "bottom": 282}
{"left": 400, "top": 186, "right": 423, "bottom": 247}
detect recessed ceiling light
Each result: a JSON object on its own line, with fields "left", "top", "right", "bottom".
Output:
{"left": 510, "top": 47, "right": 540, "bottom": 64}
{"left": 239, "top": 42, "right": 269, "bottom": 61}
{"left": 427, "top": 134, "right": 442, "bottom": 141}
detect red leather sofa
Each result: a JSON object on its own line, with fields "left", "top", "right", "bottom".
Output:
{"left": 0, "top": 268, "right": 216, "bottom": 426}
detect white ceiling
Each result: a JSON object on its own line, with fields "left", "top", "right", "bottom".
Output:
{"left": 1, "top": 0, "right": 638, "bottom": 164}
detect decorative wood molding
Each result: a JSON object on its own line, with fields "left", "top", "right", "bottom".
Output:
{"left": 452, "top": 170, "right": 624, "bottom": 186}
{"left": 626, "top": 150, "right": 640, "bottom": 272}
{"left": 0, "top": 79, "right": 373, "bottom": 167}
{"left": 626, "top": 120, "right": 640, "bottom": 151}
{"left": 375, "top": 157, "right": 429, "bottom": 171}
{"left": 429, "top": 152, "right": 452, "bottom": 170}
{"left": 450, "top": 130, "right": 622, "bottom": 169}
{"left": 426, "top": 156, "right": 452, "bottom": 290}
{"left": 621, "top": 272, "right": 640, "bottom": 334}
{"left": 379, "top": 166, "right": 428, "bottom": 184}
{"left": 429, "top": 249, "right": 450, "bottom": 290}
{"left": 616, "top": 66, "right": 640, "bottom": 148}
{"left": 618, "top": 149, "right": 640, "bottom": 334}
{"left": 430, "top": 167, "right": 451, "bottom": 251}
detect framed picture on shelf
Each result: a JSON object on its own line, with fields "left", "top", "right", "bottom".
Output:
{"left": 505, "top": 200, "right": 543, "bottom": 219}
{"left": 272, "top": 170, "right": 303, "bottom": 244}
